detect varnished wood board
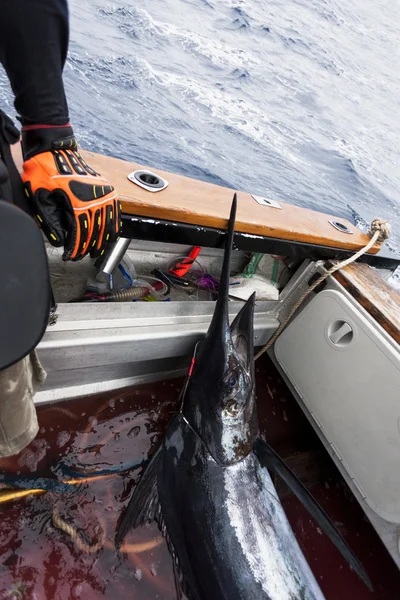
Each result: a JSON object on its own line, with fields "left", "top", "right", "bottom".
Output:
{"left": 83, "top": 151, "right": 380, "bottom": 253}
{"left": 13, "top": 144, "right": 379, "bottom": 253}
{"left": 334, "top": 263, "right": 400, "bottom": 345}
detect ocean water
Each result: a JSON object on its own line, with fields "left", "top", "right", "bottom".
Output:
{"left": 1, "top": 0, "right": 400, "bottom": 250}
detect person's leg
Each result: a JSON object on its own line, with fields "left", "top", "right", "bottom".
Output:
{"left": 0, "top": 0, "right": 70, "bottom": 125}
{"left": 0, "top": 352, "right": 46, "bottom": 458}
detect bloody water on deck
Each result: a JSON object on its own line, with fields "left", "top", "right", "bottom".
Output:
{"left": 0, "top": 357, "right": 399, "bottom": 600}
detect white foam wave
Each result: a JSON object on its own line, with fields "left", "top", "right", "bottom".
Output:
{"left": 151, "top": 67, "right": 302, "bottom": 164}
{"left": 158, "top": 22, "right": 260, "bottom": 68}
{"left": 102, "top": 5, "right": 259, "bottom": 69}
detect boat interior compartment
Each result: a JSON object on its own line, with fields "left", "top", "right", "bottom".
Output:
{"left": 38, "top": 237, "right": 289, "bottom": 403}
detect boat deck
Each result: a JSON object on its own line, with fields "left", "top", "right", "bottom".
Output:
{"left": 0, "top": 356, "right": 399, "bottom": 599}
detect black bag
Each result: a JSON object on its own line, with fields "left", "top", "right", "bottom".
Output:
{"left": 0, "top": 110, "right": 51, "bottom": 370}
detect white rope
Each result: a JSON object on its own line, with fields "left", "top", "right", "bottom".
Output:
{"left": 53, "top": 506, "right": 105, "bottom": 553}
{"left": 255, "top": 218, "right": 391, "bottom": 361}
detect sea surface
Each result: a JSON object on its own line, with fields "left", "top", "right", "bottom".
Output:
{"left": 1, "top": 0, "right": 400, "bottom": 251}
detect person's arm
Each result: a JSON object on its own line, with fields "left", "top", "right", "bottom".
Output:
{"left": 0, "top": 0, "right": 69, "bottom": 125}
{"left": 0, "top": 0, "right": 121, "bottom": 261}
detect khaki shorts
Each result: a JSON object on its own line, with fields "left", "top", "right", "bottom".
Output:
{"left": 0, "top": 351, "right": 46, "bottom": 458}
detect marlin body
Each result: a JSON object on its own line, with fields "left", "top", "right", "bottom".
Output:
{"left": 154, "top": 417, "right": 322, "bottom": 599}
{"left": 116, "top": 195, "right": 371, "bottom": 599}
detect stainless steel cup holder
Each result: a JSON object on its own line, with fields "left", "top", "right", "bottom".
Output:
{"left": 329, "top": 220, "right": 353, "bottom": 234}
{"left": 128, "top": 169, "right": 169, "bottom": 193}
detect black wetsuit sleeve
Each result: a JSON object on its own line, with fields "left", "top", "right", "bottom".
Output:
{"left": 0, "top": 0, "right": 70, "bottom": 125}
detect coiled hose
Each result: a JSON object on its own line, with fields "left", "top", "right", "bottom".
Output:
{"left": 103, "top": 287, "right": 150, "bottom": 302}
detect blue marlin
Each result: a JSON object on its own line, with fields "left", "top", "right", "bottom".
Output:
{"left": 116, "top": 194, "right": 371, "bottom": 599}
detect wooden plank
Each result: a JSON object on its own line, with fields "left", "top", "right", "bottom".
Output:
{"left": 334, "top": 263, "right": 400, "bottom": 345}
{"left": 13, "top": 145, "right": 380, "bottom": 253}
{"left": 85, "top": 151, "right": 381, "bottom": 253}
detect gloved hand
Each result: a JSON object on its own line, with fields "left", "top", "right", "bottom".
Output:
{"left": 21, "top": 124, "right": 121, "bottom": 261}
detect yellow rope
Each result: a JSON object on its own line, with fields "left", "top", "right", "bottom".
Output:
{"left": 0, "top": 473, "right": 114, "bottom": 505}
{"left": 0, "top": 488, "right": 46, "bottom": 503}
{"left": 255, "top": 218, "right": 391, "bottom": 361}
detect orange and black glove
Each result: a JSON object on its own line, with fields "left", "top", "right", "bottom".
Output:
{"left": 21, "top": 124, "right": 121, "bottom": 261}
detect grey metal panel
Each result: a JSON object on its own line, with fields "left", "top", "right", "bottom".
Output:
{"left": 270, "top": 348, "right": 400, "bottom": 570}
{"left": 269, "top": 269, "right": 400, "bottom": 569}
{"left": 36, "top": 301, "right": 278, "bottom": 402}
{"left": 40, "top": 323, "right": 205, "bottom": 371}
{"left": 35, "top": 358, "right": 188, "bottom": 404}
{"left": 275, "top": 289, "right": 400, "bottom": 522}
{"left": 44, "top": 300, "right": 277, "bottom": 331}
